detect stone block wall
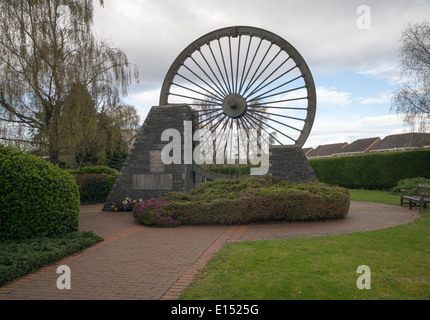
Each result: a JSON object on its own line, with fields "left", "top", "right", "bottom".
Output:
{"left": 268, "top": 146, "right": 318, "bottom": 183}
{"left": 102, "top": 104, "right": 197, "bottom": 210}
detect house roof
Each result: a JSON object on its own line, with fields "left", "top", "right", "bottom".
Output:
{"left": 371, "top": 133, "right": 430, "bottom": 152}
{"left": 335, "top": 137, "right": 380, "bottom": 154}
{"left": 302, "top": 147, "right": 314, "bottom": 156}
{"left": 307, "top": 142, "right": 348, "bottom": 158}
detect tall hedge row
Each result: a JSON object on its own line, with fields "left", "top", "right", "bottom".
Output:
{"left": 309, "top": 149, "right": 430, "bottom": 190}
{"left": 0, "top": 146, "right": 80, "bottom": 239}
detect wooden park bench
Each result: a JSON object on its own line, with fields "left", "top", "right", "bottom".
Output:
{"left": 400, "top": 184, "right": 430, "bottom": 212}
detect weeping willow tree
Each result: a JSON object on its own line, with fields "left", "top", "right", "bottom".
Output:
{"left": 392, "top": 21, "right": 430, "bottom": 132}
{"left": 0, "top": 0, "right": 138, "bottom": 164}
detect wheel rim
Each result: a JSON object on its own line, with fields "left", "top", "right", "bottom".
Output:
{"left": 160, "top": 26, "right": 316, "bottom": 172}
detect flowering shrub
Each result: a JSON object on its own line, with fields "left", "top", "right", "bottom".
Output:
{"left": 111, "top": 198, "right": 142, "bottom": 211}
{"left": 132, "top": 199, "right": 179, "bottom": 227}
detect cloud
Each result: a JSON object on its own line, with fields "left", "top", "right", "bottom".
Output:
{"left": 278, "top": 86, "right": 352, "bottom": 109}
{"left": 124, "top": 88, "right": 161, "bottom": 119}
{"left": 358, "top": 92, "right": 393, "bottom": 105}
{"left": 358, "top": 114, "right": 404, "bottom": 128}
{"left": 94, "top": 0, "right": 428, "bottom": 84}
{"left": 356, "top": 65, "right": 401, "bottom": 85}
{"left": 317, "top": 87, "right": 352, "bottom": 106}
{"left": 305, "top": 113, "right": 405, "bottom": 148}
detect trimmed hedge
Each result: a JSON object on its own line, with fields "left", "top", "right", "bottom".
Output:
{"left": 0, "top": 146, "right": 80, "bottom": 239}
{"left": 160, "top": 177, "right": 350, "bottom": 226}
{"left": 309, "top": 149, "right": 430, "bottom": 190}
{"left": 67, "top": 165, "right": 118, "bottom": 176}
{"left": 74, "top": 174, "right": 117, "bottom": 204}
{"left": 67, "top": 166, "right": 118, "bottom": 204}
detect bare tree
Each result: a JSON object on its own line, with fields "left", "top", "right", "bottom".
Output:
{"left": 0, "top": 0, "right": 138, "bottom": 163}
{"left": 392, "top": 21, "right": 430, "bottom": 132}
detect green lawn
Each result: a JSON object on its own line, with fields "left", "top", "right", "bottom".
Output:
{"left": 348, "top": 188, "right": 400, "bottom": 206}
{"left": 181, "top": 189, "right": 430, "bottom": 300}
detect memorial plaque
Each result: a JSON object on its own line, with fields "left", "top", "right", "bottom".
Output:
{"left": 132, "top": 174, "right": 173, "bottom": 190}
{"left": 149, "top": 150, "right": 165, "bottom": 173}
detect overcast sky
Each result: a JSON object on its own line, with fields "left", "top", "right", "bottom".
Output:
{"left": 93, "top": 0, "right": 430, "bottom": 148}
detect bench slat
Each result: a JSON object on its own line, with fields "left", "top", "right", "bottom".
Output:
{"left": 400, "top": 184, "right": 430, "bottom": 212}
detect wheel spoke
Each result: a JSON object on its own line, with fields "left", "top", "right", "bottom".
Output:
{"left": 180, "top": 64, "right": 226, "bottom": 99}
{"left": 218, "top": 38, "right": 232, "bottom": 94}
{"left": 214, "top": 117, "right": 232, "bottom": 157}
{"left": 246, "top": 73, "right": 303, "bottom": 102}
{"left": 197, "top": 114, "right": 227, "bottom": 154}
{"left": 228, "top": 117, "right": 235, "bottom": 164}
{"left": 245, "top": 113, "right": 296, "bottom": 143}
{"left": 235, "top": 118, "right": 243, "bottom": 172}
{"left": 243, "top": 46, "right": 281, "bottom": 97}
{"left": 237, "top": 117, "right": 250, "bottom": 167}
{"left": 235, "top": 36, "right": 242, "bottom": 95}
{"left": 189, "top": 55, "right": 229, "bottom": 99}
{"left": 248, "top": 85, "right": 307, "bottom": 104}
{"left": 247, "top": 108, "right": 303, "bottom": 132}
{"left": 197, "top": 110, "right": 224, "bottom": 127}
{"left": 251, "top": 96, "right": 308, "bottom": 107}
{"left": 228, "top": 37, "right": 235, "bottom": 93}
{"left": 207, "top": 42, "right": 231, "bottom": 96}
{"left": 196, "top": 108, "right": 223, "bottom": 117}
{"left": 242, "top": 114, "right": 283, "bottom": 146}
{"left": 207, "top": 114, "right": 227, "bottom": 133}
{"left": 242, "top": 41, "right": 273, "bottom": 96}
{"left": 172, "top": 82, "right": 224, "bottom": 103}
{"left": 248, "top": 108, "right": 305, "bottom": 123}
{"left": 239, "top": 37, "right": 263, "bottom": 95}
{"left": 175, "top": 72, "right": 224, "bottom": 102}
{"left": 238, "top": 36, "right": 253, "bottom": 94}
{"left": 244, "top": 56, "right": 291, "bottom": 99}
{"left": 254, "top": 106, "right": 307, "bottom": 110}
{"left": 197, "top": 47, "right": 229, "bottom": 97}
{"left": 239, "top": 116, "right": 262, "bottom": 149}
{"left": 169, "top": 92, "right": 218, "bottom": 105}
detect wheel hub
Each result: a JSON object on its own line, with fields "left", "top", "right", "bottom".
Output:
{"left": 222, "top": 93, "right": 247, "bottom": 118}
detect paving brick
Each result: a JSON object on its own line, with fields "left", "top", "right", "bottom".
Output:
{"left": 0, "top": 201, "right": 420, "bottom": 300}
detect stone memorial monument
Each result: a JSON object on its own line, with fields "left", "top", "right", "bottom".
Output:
{"left": 103, "top": 26, "right": 317, "bottom": 210}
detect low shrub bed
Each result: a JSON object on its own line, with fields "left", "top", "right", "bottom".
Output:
{"left": 131, "top": 177, "right": 350, "bottom": 226}
{"left": 0, "top": 231, "right": 102, "bottom": 287}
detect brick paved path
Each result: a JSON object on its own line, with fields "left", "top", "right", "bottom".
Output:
{"left": 0, "top": 201, "right": 420, "bottom": 300}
